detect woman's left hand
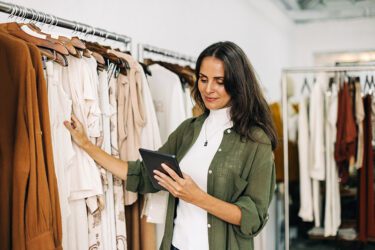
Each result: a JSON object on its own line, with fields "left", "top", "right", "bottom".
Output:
{"left": 154, "top": 164, "right": 205, "bottom": 205}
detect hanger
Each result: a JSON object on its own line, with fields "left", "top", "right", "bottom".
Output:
{"left": 9, "top": 23, "right": 69, "bottom": 56}
{"left": 300, "top": 77, "right": 311, "bottom": 94}
{"left": 38, "top": 47, "right": 68, "bottom": 67}
{"left": 326, "top": 77, "right": 335, "bottom": 96}
{"left": 364, "top": 75, "right": 371, "bottom": 94}
{"left": 71, "top": 36, "right": 86, "bottom": 50}
{"left": 85, "top": 41, "right": 128, "bottom": 75}
{"left": 23, "top": 23, "right": 78, "bottom": 57}
{"left": 91, "top": 51, "right": 106, "bottom": 71}
{"left": 6, "top": 23, "right": 69, "bottom": 67}
{"left": 20, "top": 11, "right": 80, "bottom": 59}
{"left": 370, "top": 75, "right": 375, "bottom": 95}
{"left": 139, "top": 62, "right": 152, "bottom": 76}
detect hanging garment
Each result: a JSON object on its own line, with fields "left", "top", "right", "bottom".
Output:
{"left": 334, "top": 82, "right": 357, "bottom": 184}
{"left": 63, "top": 55, "right": 103, "bottom": 200}
{"left": 138, "top": 65, "right": 166, "bottom": 226}
{"left": 45, "top": 61, "right": 76, "bottom": 249}
{"left": 309, "top": 74, "right": 328, "bottom": 227}
{"left": 270, "top": 102, "right": 284, "bottom": 182}
{"left": 98, "top": 69, "right": 117, "bottom": 250}
{"left": 147, "top": 64, "right": 187, "bottom": 143}
{"left": 270, "top": 102, "right": 299, "bottom": 183}
{"left": 108, "top": 50, "right": 155, "bottom": 250}
{"left": 138, "top": 66, "right": 167, "bottom": 248}
{"left": 28, "top": 43, "right": 64, "bottom": 250}
{"left": 297, "top": 97, "right": 314, "bottom": 222}
{"left": 359, "top": 95, "right": 375, "bottom": 241}
{"left": 63, "top": 55, "right": 103, "bottom": 250}
{"left": 354, "top": 80, "right": 365, "bottom": 169}
{"left": 108, "top": 72, "right": 128, "bottom": 250}
{"left": 0, "top": 28, "right": 62, "bottom": 249}
{"left": 324, "top": 84, "right": 341, "bottom": 236}
{"left": 108, "top": 50, "right": 146, "bottom": 206}
{"left": 81, "top": 56, "right": 106, "bottom": 250}
{"left": 309, "top": 74, "right": 326, "bottom": 181}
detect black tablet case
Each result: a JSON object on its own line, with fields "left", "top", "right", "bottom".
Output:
{"left": 139, "top": 148, "right": 183, "bottom": 190}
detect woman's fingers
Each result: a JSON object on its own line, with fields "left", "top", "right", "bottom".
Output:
{"left": 63, "top": 116, "right": 90, "bottom": 148}
{"left": 157, "top": 181, "right": 176, "bottom": 195}
{"left": 161, "top": 164, "right": 184, "bottom": 184}
{"left": 63, "top": 120, "right": 74, "bottom": 133}
{"left": 70, "top": 114, "right": 82, "bottom": 129}
{"left": 154, "top": 173, "right": 178, "bottom": 195}
{"left": 154, "top": 170, "right": 181, "bottom": 194}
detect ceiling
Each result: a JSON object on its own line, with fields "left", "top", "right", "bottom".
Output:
{"left": 270, "top": 0, "right": 375, "bottom": 23}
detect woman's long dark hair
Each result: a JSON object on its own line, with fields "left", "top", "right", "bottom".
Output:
{"left": 192, "top": 41, "right": 278, "bottom": 150}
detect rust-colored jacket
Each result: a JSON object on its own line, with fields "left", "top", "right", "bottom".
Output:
{"left": 0, "top": 23, "right": 62, "bottom": 250}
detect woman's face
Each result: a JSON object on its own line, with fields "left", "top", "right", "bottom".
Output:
{"left": 198, "top": 56, "right": 231, "bottom": 110}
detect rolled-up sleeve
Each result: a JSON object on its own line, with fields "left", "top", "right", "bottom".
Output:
{"left": 233, "top": 142, "right": 276, "bottom": 238}
{"left": 126, "top": 160, "right": 159, "bottom": 194}
{"left": 126, "top": 117, "right": 193, "bottom": 194}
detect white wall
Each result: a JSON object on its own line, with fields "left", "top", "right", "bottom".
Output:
{"left": 0, "top": 0, "right": 293, "bottom": 102}
{"left": 0, "top": 1, "right": 292, "bottom": 248}
{"left": 291, "top": 18, "right": 375, "bottom": 67}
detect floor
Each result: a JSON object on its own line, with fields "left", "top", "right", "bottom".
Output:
{"left": 291, "top": 239, "right": 375, "bottom": 250}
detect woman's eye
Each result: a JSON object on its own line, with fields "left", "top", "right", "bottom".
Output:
{"left": 200, "top": 78, "right": 208, "bottom": 83}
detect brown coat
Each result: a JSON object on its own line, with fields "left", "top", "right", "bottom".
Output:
{"left": 0, "top": 23, "right": 62, "bottom": 250}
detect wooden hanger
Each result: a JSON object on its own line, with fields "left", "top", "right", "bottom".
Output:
{"left": 8, "top": 23, "right": 69, "bottom": 56}
{"left": 71, "top": 36, "right": 86, "bottom": 50}
{"left": 38, "top": 47, "right": 68, "bottom": 67}
{"left": 69, "top": 36, "right": 89, "bottom": 57}
{"left": 85, "top": 41, "right": 128, "bottom": 74}
{"left": 25, "top": 23, "right": 79, "bottom": 57}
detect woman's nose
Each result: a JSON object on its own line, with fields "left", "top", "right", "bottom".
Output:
{"left": 205, "top": 81, "right": 215, "bottom": 93}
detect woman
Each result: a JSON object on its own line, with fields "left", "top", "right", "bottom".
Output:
{"left": 64, "top": 41, "right": 277, "bottom": 250}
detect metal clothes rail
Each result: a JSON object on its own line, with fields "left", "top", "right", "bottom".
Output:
{"left": 138, "top": 43, "right": 196, "bottom": 64}
{"left": 281, "top": 65, "right": 375, "bottom": 250}
{"left": 0, "top": 1, "right": 132, "bottom": 49}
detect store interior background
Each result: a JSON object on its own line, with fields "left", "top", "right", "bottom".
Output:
{"left": 2, "top": 0, "right": 374, "bottom": 103}
{"left": 1, "top": 0, "right": 374, "bottom": 249}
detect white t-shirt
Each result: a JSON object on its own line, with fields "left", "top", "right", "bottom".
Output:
{"left": 172, "top": 107, "right": 233, "bottom": 250}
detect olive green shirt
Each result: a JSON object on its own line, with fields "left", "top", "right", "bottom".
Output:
{"left": 126, "top": 114, "right": 276, "bottom": 250}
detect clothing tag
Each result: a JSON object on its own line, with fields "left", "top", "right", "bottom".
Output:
{"left": 50, "top": 33, "right": 59, "bottom": 39}
{"left": 20, "top": 25, "right": 47, "bottom": 39}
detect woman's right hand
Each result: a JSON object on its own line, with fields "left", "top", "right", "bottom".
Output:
{"left": 64, "top": 115, "right": 91, "bottom": 149}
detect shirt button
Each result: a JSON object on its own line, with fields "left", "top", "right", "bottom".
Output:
{"left": 227, "top": 129, "right": 231, "bottom": 133}
{"left": 208, "top": 170, "right": 212, "bottom": 174}
{"left": 218, "top": 148, "right": 222, "bottom": 152}
{"left": 207, "top": 224, "right": 211, "bottom": 228}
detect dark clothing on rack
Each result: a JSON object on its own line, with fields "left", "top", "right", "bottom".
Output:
{"left": 358, "top": 95, "right": 375, "bottom": 241}
{"left": 334, "top": 82, "right": 357, "bottom": 183}
{"left": 269, "top": 102, "right": 299, "bottom": 182}
{"left": 0, "top": 23, "right": 62, "bottom": 250}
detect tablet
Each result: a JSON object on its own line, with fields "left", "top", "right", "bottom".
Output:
{"left": 139, "top": 148, "right": 183, "bottom": 190}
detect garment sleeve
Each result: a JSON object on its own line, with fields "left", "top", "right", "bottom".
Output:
{"left": 233, "top": 142, "right": 276, "bottom": 238}
{"left": 126, "top": 118, "right": 193, "bottom": 194}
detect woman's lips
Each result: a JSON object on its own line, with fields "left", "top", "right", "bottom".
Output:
{"left": 205, "top": 96, "right": 218, "bottom": 102}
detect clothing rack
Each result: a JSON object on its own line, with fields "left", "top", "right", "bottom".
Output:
{"left": 0, "top": 1, "right": 132, "bottom": 50}
{"left": 138, "top": 43, "right": 196, "bottom": 65}
{"left": 281, "top": 65, "right": 375, "bottom": 250}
